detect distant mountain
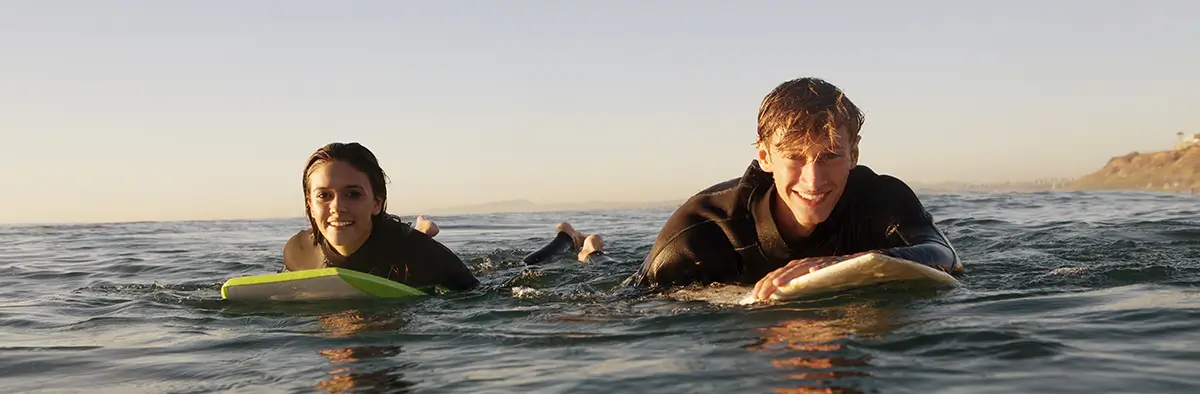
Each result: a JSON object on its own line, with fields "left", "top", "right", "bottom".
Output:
{"left": 1065, "top": 145, "right": 1200, "bottom": 193}
{"left": 413, "top": 198, "right": 684, "bottom": 215}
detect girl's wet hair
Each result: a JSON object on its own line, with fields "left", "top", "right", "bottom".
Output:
{"left": 302, "top": 142, "right": 391, "bottom": 245}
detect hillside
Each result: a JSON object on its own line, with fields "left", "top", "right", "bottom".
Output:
{"left": 1066, "top": 145, "right": 1200, "bottom": 193}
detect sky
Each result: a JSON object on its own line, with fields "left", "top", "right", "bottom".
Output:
{"left": 2, "top": 0, "right": 1198, "bottom": 224}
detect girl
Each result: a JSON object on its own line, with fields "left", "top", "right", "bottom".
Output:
{"left": 281, "top": 142, "right": 479, "bottom": 292}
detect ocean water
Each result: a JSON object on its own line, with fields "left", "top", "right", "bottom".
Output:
{"left": 2, "top": 191, "right": 1200, "bottom": 393}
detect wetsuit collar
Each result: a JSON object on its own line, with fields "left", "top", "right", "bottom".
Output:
{"left": 319, "top": 217, "right": 385, "bottom": 268}
{"left": 319, "top": 236, "right": 360, "bottom": 268}
{"left": 749, "top": 163, "right": 873, "bottom": 262}
{"left": 746, "top": 160, "right": 793, "bottom": 263}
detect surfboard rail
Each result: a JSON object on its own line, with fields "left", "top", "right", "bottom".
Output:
{"left": 221, "top": 267, "right": 427, "bottom": 301}
{"left": 739, "top": 252, "right": 959, "bottom": 304}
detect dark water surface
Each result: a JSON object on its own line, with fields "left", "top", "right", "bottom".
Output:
{"left": 3, "top": 191, "right": 1199, "bottom": 393}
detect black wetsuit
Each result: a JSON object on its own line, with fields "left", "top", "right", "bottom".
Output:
{"left": 521, "top": 231, "right": 615, "bottom": 266}
{"left": 283, "top": 215, "right": 479, "bottom": 292}
{"left": 626, "top": 160, "right": 962, "bottom": 289}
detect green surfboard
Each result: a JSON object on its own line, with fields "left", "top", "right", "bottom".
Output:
{"left": 221, "top": 267, "right": 427, "bottom": 301}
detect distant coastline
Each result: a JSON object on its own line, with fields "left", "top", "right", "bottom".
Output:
{"left": 407, "top": 142, "right": 1200, "bottom": 216}
{"left": 908, "top": 178, "right": 1075, "bottom": 194}
{"left": 1062, "top": 145, "right": 1200, "bottom": 194}
{"left": 402, "top": 198, "right": 685, "bottom": 216}
{"left": 913, "top": 135, "right": 1200, "bottom": 196}
{"left": 5, "top": 139, "right": 1198, "bottom": 225}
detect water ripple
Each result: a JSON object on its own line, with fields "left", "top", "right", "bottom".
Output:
{"left": 1, "top": 192, "right": 1199, "bottom": 392}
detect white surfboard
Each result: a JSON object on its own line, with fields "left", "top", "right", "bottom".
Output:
{"left": 737, "top": 252, "right": 959, "bottom": 305}
{"left": 220, "top": 268, "right": 428, "bottom": 302}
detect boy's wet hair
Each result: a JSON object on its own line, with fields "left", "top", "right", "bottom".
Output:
{"left": 757, "top": 77, "right": 865, "bottom": 153}
{"left": 302, "top": 142, "right": 391, "bottom": 245}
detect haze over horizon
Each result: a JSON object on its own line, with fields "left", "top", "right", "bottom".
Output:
{"left": 3, "top": 1, "right": 1197, "bottom": 224}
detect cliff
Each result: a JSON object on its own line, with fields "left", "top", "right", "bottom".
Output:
{"left": 1066, "top": 145, "right": 1200, "bottom": 193}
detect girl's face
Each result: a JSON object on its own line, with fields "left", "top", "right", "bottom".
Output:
{"left": 306, "top": 160, "right": 382, "bottom": 256}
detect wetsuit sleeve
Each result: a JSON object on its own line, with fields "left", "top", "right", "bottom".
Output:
{"left": 627, "top": 222, "right": 742, "bottom": 289}
{"left": 521, "top": 231, "right": 575, "bottom": 265}
{"left": 405, "top": 231, "right": 481, "bottom": 292}
{"left": 874, "top": 177, "right": 963, "bottom": 274}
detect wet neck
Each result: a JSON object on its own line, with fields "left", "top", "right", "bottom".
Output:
{"left": 771, "top": 192, "right": 817, "bottom": 240}
{"left": 326, "top": 231, "right": 371, "bottom": 258}
{"left": 330, "top": 241, "right": 365, "bottom": 257}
